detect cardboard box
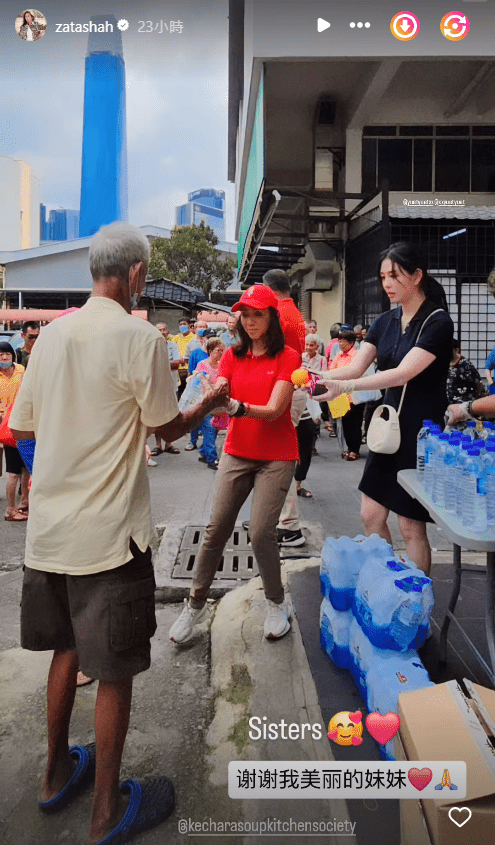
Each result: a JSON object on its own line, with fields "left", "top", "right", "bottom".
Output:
{"left": 395, "top": 680, "right": 495, "bottom": 845}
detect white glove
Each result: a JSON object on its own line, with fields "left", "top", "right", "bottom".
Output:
{"left": 313, "top": 380, "right": 355, "bottom": 402}
{"left": 227, "top": 399, "right": 241, "bottom": 415}
{"left": 445, "top": 402, "right": 470, "bottom": 425}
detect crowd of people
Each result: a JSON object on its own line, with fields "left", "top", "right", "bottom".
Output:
{"left": 4, "top": 222, "right": 495, "bottom": 843}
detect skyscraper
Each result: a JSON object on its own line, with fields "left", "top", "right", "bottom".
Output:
{"left": 175, "top": 189, "right": 226, "bottom": 241}
{"left": 79, "top": 16, "right": 128, "bottom": 237}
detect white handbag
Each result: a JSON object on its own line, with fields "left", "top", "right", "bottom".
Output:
{"left": 366, "top": 309, "right": 443, "bottom": 454}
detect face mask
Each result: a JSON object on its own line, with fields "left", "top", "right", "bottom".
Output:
{"left": 0, "top": 360, "right": 13, "bottom": 369}
{"left": 180, "top": 325, "right": 189, "bottom": 333}
{"left": 197, "top": 329, "right": 206, "bottom": 337}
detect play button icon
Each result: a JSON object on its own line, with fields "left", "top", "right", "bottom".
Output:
{"left": 317, "top": 18, "right": 331, "bottom": 33}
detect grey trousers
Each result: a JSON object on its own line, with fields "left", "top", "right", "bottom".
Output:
{"left": 190, "top": 452, "right": 296, "bottom": 608}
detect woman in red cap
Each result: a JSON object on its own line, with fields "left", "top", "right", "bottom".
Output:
{"left": 169, "top": 285, "right": 301, "bottom": 643}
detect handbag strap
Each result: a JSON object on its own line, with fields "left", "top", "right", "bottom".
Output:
{"left": 396, "top": 308, "right": 444, "bottom": 416}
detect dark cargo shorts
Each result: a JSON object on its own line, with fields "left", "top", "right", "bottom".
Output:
{"left": 20, "top": 539, "right": 157, "bottom": 681}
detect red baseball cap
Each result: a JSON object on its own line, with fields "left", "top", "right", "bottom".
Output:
{"left": 232, "top": 285, "right": 279, "bottom": 312}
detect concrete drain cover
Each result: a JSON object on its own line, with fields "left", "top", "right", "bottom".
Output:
{"left": 172, "top": 525, "right": 259, "bottom": 580}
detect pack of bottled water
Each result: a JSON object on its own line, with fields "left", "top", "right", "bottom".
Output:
{"left": 353, "top": 556, "right": 434, "bottom": 651}
{"left": 320, "top": 534, "right": 393, "bottom": 611}
{"left": 319, "top": 598, "right": 353, "bottom": 669}
{"left": 320, "top": 535, "right": 435, "bottom": 760}
{"left": 178, "top": 374, "right": 204, "bottom": 411}
{"left": 417, "top": 419, "right": 495, "bottom": 533}
{"left": 346, "top": 620, "right": 433, "bottom": 760}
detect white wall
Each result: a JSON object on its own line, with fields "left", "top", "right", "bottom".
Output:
{"left": 0, "top": 157, "right": 21, "bottom": 251}
{"left": 4, "top": 247, "right": 92, "bottom": 292}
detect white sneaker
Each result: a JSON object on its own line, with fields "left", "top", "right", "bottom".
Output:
{"left": 264, "top": 597, "right": 292, "bottom": 639}
{"left": 169, "top": 599, "right": 209, "bottom": 643}
{"left": 147, "top": 458, "right": 158, "bottom": 467}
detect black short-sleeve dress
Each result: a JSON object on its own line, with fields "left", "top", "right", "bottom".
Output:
{"left": 358, "top": 300, "right": 454, "bottom": 522}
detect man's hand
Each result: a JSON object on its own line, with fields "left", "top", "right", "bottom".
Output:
{"left": 198, "top": 374, "right": 229, "bottom": 413}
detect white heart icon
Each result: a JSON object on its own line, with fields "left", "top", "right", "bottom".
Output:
{"left": 448, "top": 806, "right": 472, "bottom": 828}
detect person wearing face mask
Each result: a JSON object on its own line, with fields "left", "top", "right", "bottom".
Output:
{"left": 171, "top": 320, "right": 195, "bottom": 397}
{"left": 0, "top": 342, "right": 29, "bottom": 520}
{"left": 9, "top": 222, "right": 228, "bottom": 843}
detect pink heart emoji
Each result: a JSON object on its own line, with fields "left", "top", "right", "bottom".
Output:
{"left": 348, "top": 710, "right": 362, "bottom": 724}
{"left": 408, "top": 767, "right": 432, "bottom": 791}
{"left": 327, "top": 729, "right": 338, "bottom": 740}
{"left": 351, "top": 736, "right": 363, "bottom": 746}
{"left": 365, "top": 712, "right": 400, "bottom": 745}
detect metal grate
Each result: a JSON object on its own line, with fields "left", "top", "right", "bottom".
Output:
{"left": 172, "top": 525, "right": 259, "bottom": 580}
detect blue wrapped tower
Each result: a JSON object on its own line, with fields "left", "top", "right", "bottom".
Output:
{"left": 79, "top": 16, "right": 128, "bottom": 237}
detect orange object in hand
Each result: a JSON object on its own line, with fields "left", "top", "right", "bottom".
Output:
{"left": 291, "top": 368, "right": 311, "bottom": 386}
{"left": 328, "top": 393, "right": 351, "bottom": 418}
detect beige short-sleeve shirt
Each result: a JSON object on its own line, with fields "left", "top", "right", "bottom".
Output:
{"left": 10, "top": 297, "right": 179, "bottom": 575}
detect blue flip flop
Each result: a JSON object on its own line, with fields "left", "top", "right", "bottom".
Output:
{"left": 94, "top": 777, "right": 175, "bottom": 845}
{"left": 38, "top": 742, "right": 96, "bottom": 813}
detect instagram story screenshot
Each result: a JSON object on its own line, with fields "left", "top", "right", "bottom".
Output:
{"left": 1, "top": 1, "right": 495, "bottom": 844}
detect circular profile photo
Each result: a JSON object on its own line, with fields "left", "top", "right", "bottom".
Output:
{"left": 15, "top": 9, "right": 47, "bottom": 41}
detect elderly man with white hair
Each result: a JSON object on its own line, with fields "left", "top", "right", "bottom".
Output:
{"left": 10, "top": 222, "right": 227, "bottom": 844}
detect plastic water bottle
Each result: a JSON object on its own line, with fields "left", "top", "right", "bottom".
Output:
{"left": 483, "top": 445, "right": 495, "bottom": 526}
{"left": 320, "top": 598, "right": 352, "bottom": 668}
{"left": 465, "top": 420, "right": 477, "bottom": 439}
{"left": 366, "top": 651, "right": 434, "bottom": 721}
{"left": 348, "top": 618, "right": 376, "bottom": 703}
{"left": 455, "top": 442, "right": 473, "bottom": 518}
{"left": 423, "top": 427, "right": 441, "bottom": 493}
{"left": 353, "top": 558, "right": 433, "bottom": 651}
{"left": 444, "top": 437, "right": 462, "bottom": 513}
{"left": 178, "top": 375, "right": 204, "bottom": 411}
{"left": 416, "top": 420, "right": 433, "bottom": 479}
{"left": 390, "top": 578, "right": 428, "bottom": 649}
{"left": 462, "top": 448, "right": 487, "bottom": 533}
{"left": 320, "top": 534, "right": 392, "bottom": 610}
{"left": 432, "top": 433, "right": 450, "bottom": 506}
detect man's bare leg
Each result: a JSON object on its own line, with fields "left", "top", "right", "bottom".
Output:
{"left": 39, "top": 649, "right": 79, "bottom": 802}
{"left": 19, "top": 467, "right": 30, "bottom": 510}
{"left": 87, "top": 678, "right": 133, "bottom": 845}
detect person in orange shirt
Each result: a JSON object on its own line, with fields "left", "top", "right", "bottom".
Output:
{"left": 0, "top": 343, "right": 29, "bottom": 520}
{"left": 328, "top": 330, "right": 363, "bottom": 461}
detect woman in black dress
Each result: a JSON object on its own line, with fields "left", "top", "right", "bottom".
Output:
{"left": 319, "top": 243, "right": 453, "bottom": 575}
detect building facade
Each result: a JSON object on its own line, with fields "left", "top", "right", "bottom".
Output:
{"left": 79, "top": 15, "right": 128, "bottom": 237}
{"left": 229, "top": 1, "right": 495, "bottom": 371}
{"left": 175, "top": 189, "right": 226, "bottom": 241}
{"left": 0, "top": 157, "right": 40, "bottom": 252}
{"left": 40, "top": 206, "right": 80, "bottom": 242}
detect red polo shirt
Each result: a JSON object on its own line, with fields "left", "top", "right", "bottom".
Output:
{"left": 218, "top": 346, "right": 300, "bottom": 461}
{"left": 276, "top": 298, "right": 305, "bottom": 361}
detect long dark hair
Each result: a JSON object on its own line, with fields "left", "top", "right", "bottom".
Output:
{"left": 379, "top": 243, "right": 448, "bottom": 311}
{"left": 233, "top": 306, "right": 285, "bottom": 358}
{"left": 22, "top": 11, "right": 34, "bottom": 26}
